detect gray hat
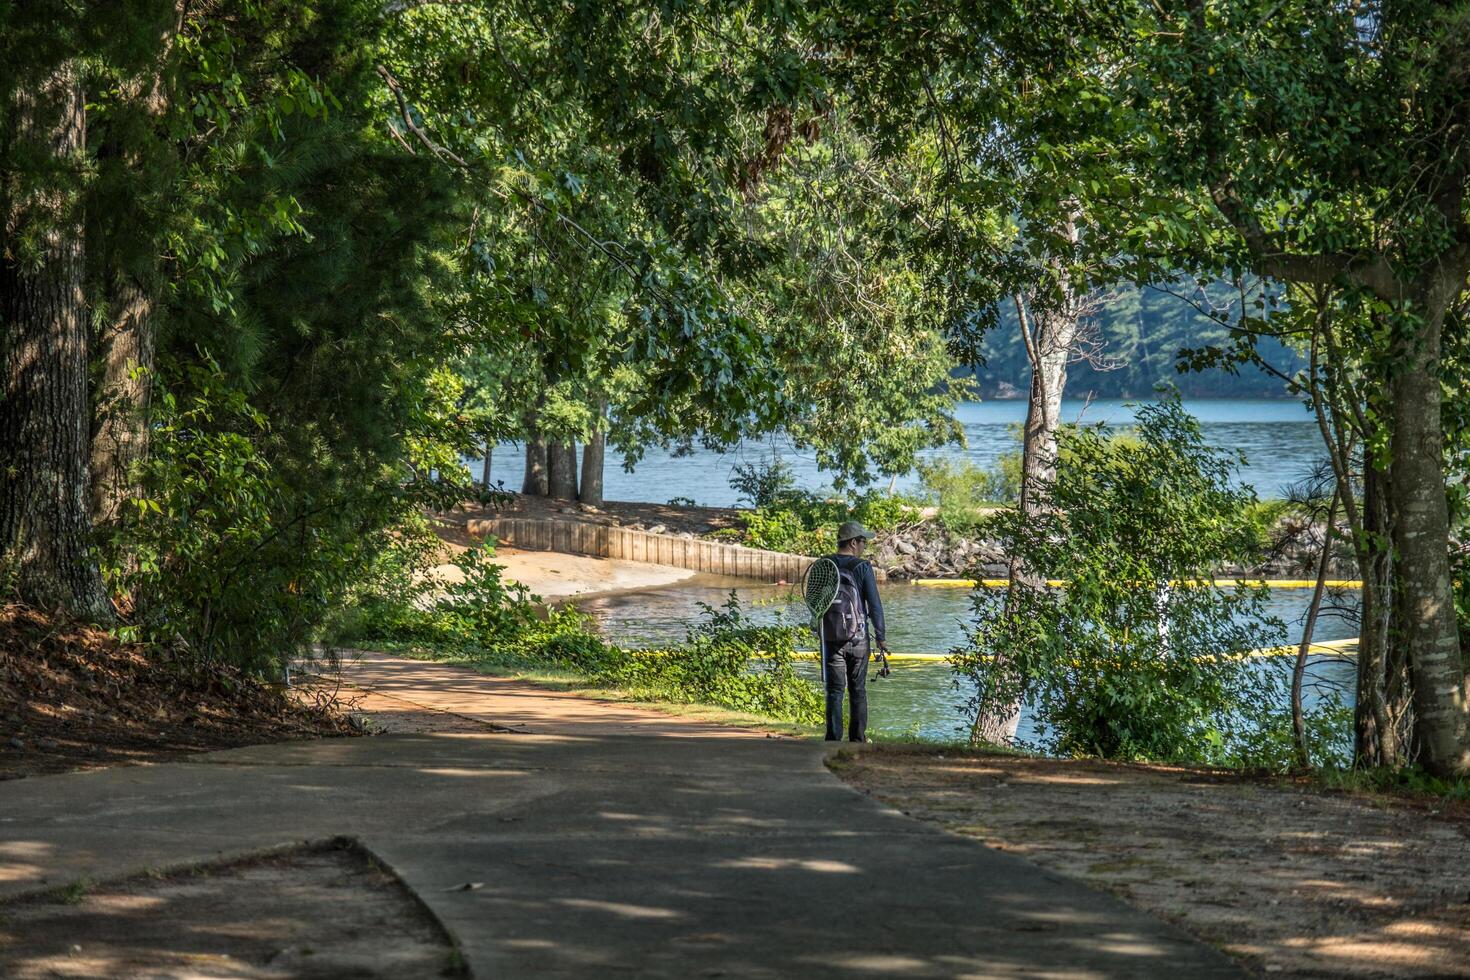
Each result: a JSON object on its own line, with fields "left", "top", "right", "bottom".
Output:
{"left": 836, "top": 521, "right": 874, "bottom": 544}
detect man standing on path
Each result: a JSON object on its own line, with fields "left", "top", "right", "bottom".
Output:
{"left": 822, "top": 521, "right": 889, "bottom": 742}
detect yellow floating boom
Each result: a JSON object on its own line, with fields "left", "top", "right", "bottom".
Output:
{"left": 910, "top": 578, "right": 1364, "bottom": 590}
{"left": 788, "top": 637, "right": 1360, "bottom": 663}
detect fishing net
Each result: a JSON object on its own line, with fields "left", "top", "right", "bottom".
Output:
{"left": 803, "top": 557, "right": 839, "bottom": 619}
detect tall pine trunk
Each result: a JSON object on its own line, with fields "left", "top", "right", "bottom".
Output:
{"left": 1387, "top": 291, "right": 1468, "bottom": 776}
{"left": 88, "top": 38, "right": 174, "bottom": 530}
{"left": 90, "top": 274, "right": 155, "bottom": 526}
{"left": 0, "top": 65, "right": 111, "bottom": 621}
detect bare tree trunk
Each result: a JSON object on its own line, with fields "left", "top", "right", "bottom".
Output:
{"left": 1011, "top": 297, "right": 1073, "bottom": 531}
{"left": 90, "top": 275, "right": 154, "bottom": 527}
{"left": 978, "top": 215, "right": 1084, "bottom": 744}
{"left": 547, "top": 441, "right": 578, "bottom": 501}
{"left": 480, "top": 440, "right": 492, "bottom": 490}
{"left": 522, "top": 440, "right": 548, "bottom": 495}
{"left": 579, "top": 405, "right": 605, "bottom": 508}
{"left": 0, "top": 65, "right": 112, "bottom": 621}
{"left": 1387, "top": 292, "right": 1468, "bottom": 776}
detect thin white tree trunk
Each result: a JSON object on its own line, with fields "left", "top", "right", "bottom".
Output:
{"left": 977, "top": 214, "right": 1084, "bottom": 744}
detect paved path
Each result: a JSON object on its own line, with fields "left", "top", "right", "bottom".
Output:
{"left": 1, "top": 652, "right": 1242, "bottom": 978}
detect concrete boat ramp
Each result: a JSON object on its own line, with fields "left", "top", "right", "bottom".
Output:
{"left": 0, "top": 652, "right": 1241, "bottom": 978}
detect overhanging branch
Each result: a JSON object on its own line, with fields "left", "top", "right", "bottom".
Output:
{"left": 1209, "top": 182, "right": 1402, "bottom": 300}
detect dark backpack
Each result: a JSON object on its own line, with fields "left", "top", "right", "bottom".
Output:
{"left": 821, "top": 562, "right": 866, "bottom": 646}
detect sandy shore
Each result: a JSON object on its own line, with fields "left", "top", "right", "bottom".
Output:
{"left": 429, "top": 546, "right": 695, "bottom": 602}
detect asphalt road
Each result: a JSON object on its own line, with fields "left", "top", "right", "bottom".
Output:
{"left": 0, "top": 653, "right": 1243, "bottom": 978}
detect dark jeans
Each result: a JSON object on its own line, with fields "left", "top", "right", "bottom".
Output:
{"left": 823, "top": 637, "right": 869, "bottom": 742}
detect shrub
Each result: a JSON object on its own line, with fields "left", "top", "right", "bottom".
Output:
{"left": 729, "top": 457, "right": 797, "bottom": 508}
{"left": 740, "top": 506, "right": 832, "bottom": 555}
{"left": 597, "top": 594, "right": 822, "bottom": 723}
{"left": 104, "top": 363, "right": 315, "bottom": 672}
{"left": 347, "top": 537, "right": 623, "bottom": 670}
{"left": 916, "top": 457, "right": 1015, "bottom": 530}
{"left": 850, "top": 490, "right": 924, "bottom": 533}
{"left": 953, "top": 393, "right": 1316, "bottom": 769}
{"left": 345, "top": 544, "right": 820, "bottom": 724}
{"left": 735, "top": 486, "right": 923, "bottom": 556}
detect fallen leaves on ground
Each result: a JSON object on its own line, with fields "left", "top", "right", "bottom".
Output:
{"left": 1, "top": 604, "right": 359, "bottom": 779}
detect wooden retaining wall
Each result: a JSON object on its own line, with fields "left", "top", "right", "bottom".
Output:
{"left": 466, "top": 517, "right": 816, "bottom": 583}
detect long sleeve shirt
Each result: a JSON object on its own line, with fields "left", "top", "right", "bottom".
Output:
{"left": 832, "top": 554, "right": 886, "bottom": 645}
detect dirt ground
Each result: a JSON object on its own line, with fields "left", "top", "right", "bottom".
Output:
{"left": 831, "top": 746, "right": 1470, "bottom": 978}
{"left": 0, "top": 606, "right": 361, "bottom": 781}
{"left": 0, "top": 840, "right": 462, "bottom": 979}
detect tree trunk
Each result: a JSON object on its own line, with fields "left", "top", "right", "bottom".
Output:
{"left": 547, "top": 441, "right": 578, "bottom": 501}
{"left": 979, "top": 215, "right": 1083, "bottom": 744}
{"left": 90, "top": 275, "right": 155, "bottom": 527}
{"left": 579, "top": 405, "right": 606, "bottom": 507}
{"left": 1354, "top": 463, "right": 1401, "bottom": 767}
{"left": 88, "top": 18, "right": 175, "bottom": 531}
{"left": 0, "top": 65, "right": 112, "bottom": 621}
{"left": 1387, "top": 292, "right": 1468, "bottom": 776}
{"left": 522, "top": 440, "right": 548, "bottom": 496}
{"left": 1012, "top": 303, "right": 1074, "bottom": 527}
{"left": 480, "top": 440, "right": 492, "bottom": 490}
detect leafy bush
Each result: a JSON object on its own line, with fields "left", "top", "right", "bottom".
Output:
{"left": 346, "top": 545, "right": 820, "bottom": 724}
{"left": 347, "top": 538, "right": 620, "bottom": 671}
{"left": 735, "top": 486, "right": 923, "bottom": 556}
{"left": 729, "top": 457, "right": 797, "bottom": 508}
{"left": 352, "top": 541, "right": 535, "bottom": 648}
{"left": 851, "top": 492, "right": 923, "bottom": 533}
{"left": 916, "top": 456, "right": 1016, "bottom": 529}
{"left": 740, "top": 506, "right": 832, "bottom": 555}
{"left": 598, "top": 594, "right": 822, "bottom": 723}
{"left": 104, "top": 362, "right": 366, "bottom": 673}
{"left": 953, "top": 394, "right": 1319, "bottom": 769}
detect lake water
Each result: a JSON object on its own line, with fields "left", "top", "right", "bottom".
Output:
{"left": 477, "top": 398, "right": 1324, "bottom": 507}
{"left": 489, "top": 394, "right": 1349, "bottom": 743}
{"left": 575, "top": 579, "right": 1360, "bottom": 744}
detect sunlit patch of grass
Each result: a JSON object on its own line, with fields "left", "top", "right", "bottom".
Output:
{"left": 381, "top": 643, "right": 821, "bottom": 738}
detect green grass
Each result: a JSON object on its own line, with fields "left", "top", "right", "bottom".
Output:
{"left": 1315, "top": 764, "right": 1470, "bottom": 802}
{"left": 351, "top": 641, "right": 822, "bottom": 739}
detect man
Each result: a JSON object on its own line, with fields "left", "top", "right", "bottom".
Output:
{"left": 821, "top": 521, "right": 890, "bottom": 742}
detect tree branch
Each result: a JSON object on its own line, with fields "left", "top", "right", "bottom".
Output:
{"left": 1209, "top": 181, "right": 1402, "bottom": 300}
{"left": 374, "top": 63, "right": 683, "bottom": 301}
